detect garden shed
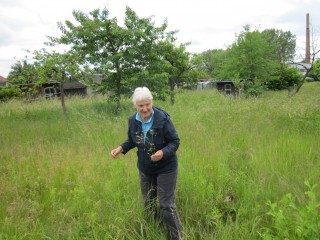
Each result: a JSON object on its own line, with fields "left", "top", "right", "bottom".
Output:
{"left": 215, "top": 80, "right": 238, "bottom": 96}
{"left": 41, "top": 81, "right": 87, "bottom": 98}
{"left": 16, "top": 81, "right": 87, "bottom": 99}
{"left": 62, "top": 82, "right": 87, "bottom": 96}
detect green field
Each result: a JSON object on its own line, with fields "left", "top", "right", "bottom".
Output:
{"left": 1, "top": 83, "right": 319, "bottom": 239}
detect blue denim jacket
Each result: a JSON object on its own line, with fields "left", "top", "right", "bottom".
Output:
{"left": 121, "top": 107, "right": 180, "bottom": 175}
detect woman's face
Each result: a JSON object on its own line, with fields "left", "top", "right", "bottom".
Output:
{"left": 136, "top": 99, "right": 153, "bottom": 122}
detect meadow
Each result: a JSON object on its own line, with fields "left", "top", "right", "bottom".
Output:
{"left": 0, "top": 83, "right": 319, "bottom": 239}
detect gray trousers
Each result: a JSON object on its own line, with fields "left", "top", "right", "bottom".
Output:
{"left": 139, "top": 170, "right": 182, "bottom": 240}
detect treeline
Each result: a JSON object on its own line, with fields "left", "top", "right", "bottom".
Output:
{"left": 196, "top": 25, "right": 320, "bottom": 96}
{"left": 2, "top": 7, "right": 320, "bottom": 103}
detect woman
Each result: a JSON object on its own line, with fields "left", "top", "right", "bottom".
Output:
{"left": 111, "top": 87, "right": 182, "bottom": 240}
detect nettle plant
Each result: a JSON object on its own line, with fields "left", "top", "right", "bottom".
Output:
{"left": 262, "top": 181, "right": 320, "bottom": 240}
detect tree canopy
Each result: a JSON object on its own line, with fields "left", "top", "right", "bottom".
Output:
{"left": 196, "top": 25, "right": 300, "bottom": 95}
{"left": 46, "top": 7, "right": 193, "bottom": 106}
{"left": 6, "top": 7, "right": 319, "bottom": 102}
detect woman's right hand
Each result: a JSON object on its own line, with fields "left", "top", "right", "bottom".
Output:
{"left": 110, "top": 146, "right": 123, "bottom": 158}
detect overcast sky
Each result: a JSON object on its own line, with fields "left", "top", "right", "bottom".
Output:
{"left": 1, "top": 0, "right": 320, "bottom": 77}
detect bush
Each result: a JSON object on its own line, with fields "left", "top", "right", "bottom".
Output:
{"left": 0, "top": 86, "right": 22, "bottom": 102}
{"left": 263, "top": 181, "right": 320, "bottom": 240}
{"left": 243, "top": 80, "right": 265, "bottom": 97}
{"left": 267, "top": 66, "right": 302, "bottom": 90}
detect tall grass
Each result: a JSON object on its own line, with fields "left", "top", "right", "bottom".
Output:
{"left": 1, "top": 83, "right": 319, "bottom": 239}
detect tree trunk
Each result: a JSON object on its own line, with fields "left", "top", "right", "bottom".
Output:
{"left": 170, "top": 92, "right": 175, "bottom": 105}
{"left": 288, "top": 50, "right": 319, "bottom": 97}
{"left": 288, "top": 66, "right": 311, "bottom": 97}
{"left": 60, "top": 81, "right": 67, "bottom": 116}
{"left": 116, "top": 99, "right": 121, "bottom": 110}
{"left": 170, "top": 80, "right": 175, "bottom": 105}
{"left": 115, "top": 74, "right": 122, "bottom": 111}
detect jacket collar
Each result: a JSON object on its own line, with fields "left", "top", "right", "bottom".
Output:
{"left": 134, "top": 107, "right": 167, "bottom": 129}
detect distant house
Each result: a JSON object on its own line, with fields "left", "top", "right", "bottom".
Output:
{"left": 0, "top": 75, "right": 7, "bottom": 89}
{"left": 215, "top": 80, "right": 239, "bottom": 96}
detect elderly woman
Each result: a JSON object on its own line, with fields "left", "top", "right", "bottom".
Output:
{"left": 111, "top": 87, "right": 182, "bottom": 240}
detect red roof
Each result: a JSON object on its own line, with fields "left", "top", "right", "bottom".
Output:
{"left": 0, "top": 75, "right": 7, "bottom": 81}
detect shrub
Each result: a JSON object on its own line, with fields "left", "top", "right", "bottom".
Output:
{"left": 267, "top": 66, "right": 302, "bottom": 90}
{"left": 263, "top": 181, "right": 320, "bottom": 240}
{"left": 0, "top": 86, "right": 22, "bottom": 101}
{"left": 243, "top": 80, "right": 265, "bottom": 97}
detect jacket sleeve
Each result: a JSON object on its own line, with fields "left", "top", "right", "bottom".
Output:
{"left": 120, "top": 118, "right": 136, "bottom": 154}
{"left": 161, "top": 118, "right": 180, "bottom": 159}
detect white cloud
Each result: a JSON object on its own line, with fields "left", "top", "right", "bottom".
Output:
{"left": 1, "top": 0, "right": 319, "bottom": 77}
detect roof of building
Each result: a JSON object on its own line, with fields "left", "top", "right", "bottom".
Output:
{"left": 0, "top": 76, "right": 7, "bottom": 87}
{"left": 0, "top": 75, "right": 7, "bottom": 81}
{"left": 215, "top": 80, "right": 234, "bottom": 83}
{"left": 63, "top": 81, "right": 87, "bottom": 89}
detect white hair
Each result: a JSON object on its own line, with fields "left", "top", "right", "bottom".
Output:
{"left": 132, "top": 87, "right": 153, "bottom": 105}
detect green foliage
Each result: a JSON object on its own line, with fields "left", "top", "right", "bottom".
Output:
{"left": 47, "top": 7, "right": 191, "bottom": 106}
{"left": 197, "top": 26, "right": 297, "bottom": 96}
{"left": 261, "top": 29, "right": 296, "bottom": 64}
{"left": 7, "top": 59, "right": 37, "bottom": 84}
{"left": 128, "top": 70, "right": 169, "bottom": 101}
{"left": 158, "top": 41, "right": 197, "bottom": 104}
{"left": 243, "top": 81, "right": 265, "bottom": 97}
{"left": 196, "top": 49, "right": 228, "bottom": 79}
{"left": 263, "top": 181, "right": 320, "bottom": 240}
{"left": 7, "top": 50, "right": 83, "bottom": 99}
{"left": 267, "top": 65, "right": 303, "bottom": 90}
{"left": 308, "top": 58, "right": 320, "bottom": 81}
{"left": 33, "top": 48, "right": 82, "bottom": 83}
{"left": 0, "top": 85, "right": 22, "bottom": 101}
{"left": 222, "top": 25, "right": 277, "bottom": 83}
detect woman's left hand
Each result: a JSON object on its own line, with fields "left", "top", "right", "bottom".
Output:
{"left": 150, "top": 150, "right": 164, "bottom": 161}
